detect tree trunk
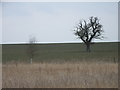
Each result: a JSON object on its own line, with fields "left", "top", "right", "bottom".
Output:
{"left": 86, "top": 43, "right": 91, "bottom": 52}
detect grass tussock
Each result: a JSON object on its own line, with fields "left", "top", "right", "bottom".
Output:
{"left": 2, "top": 62, "right": 118, "bottom": 88}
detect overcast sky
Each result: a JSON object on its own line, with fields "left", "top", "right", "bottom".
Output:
{"left": 1, "top": 2, "right": 118, "bottom": 44}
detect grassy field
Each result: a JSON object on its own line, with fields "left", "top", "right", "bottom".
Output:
{"left": 2, "top": 62, "right": 118, "bottom": 88}
{"left": 2, "top": 42, "right": 118, "bottom": 88}
{"left": 2, "top": 42, "right": 118, "bottom": 63}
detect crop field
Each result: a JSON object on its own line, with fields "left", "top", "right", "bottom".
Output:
{"left": 2, "top": 42, "right": 118, "bottom": 63}
{"left": 2, "top": 42, "right": 118, "bottom": 88}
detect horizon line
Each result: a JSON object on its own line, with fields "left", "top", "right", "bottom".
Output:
{"left": 1, "top": 40, "right": 119, "bottom": 44}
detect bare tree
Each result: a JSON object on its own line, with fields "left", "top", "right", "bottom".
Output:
{"left": 74, "top": 16, "right": 104, "bottom": 52}
{"left": 27, "top": 36, "right": 37, "bottom": 64}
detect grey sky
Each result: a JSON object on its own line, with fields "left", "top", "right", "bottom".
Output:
{"left": 1, "top": 2, "right": 118, "bottom": 44}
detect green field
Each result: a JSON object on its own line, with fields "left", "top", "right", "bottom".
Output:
{"left": 2, "top": 42, "right": 118, "bottom": 63}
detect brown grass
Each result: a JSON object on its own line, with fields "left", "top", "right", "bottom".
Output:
{"left": 0, "top": 64, "right": 2, "bottom": 89}
{"left": 2, "top": 61, "right": 118, "bottom": 88}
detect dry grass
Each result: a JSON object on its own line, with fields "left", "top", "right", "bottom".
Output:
{"left": 2, "top": 61, "right": 118, "bottom": 88}
{"left": 0, "top": 64, "right": 2, "bottom": 89}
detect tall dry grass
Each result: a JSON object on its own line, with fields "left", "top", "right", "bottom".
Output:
{"left": 0, "top": 63, "right": 2, "bottom": 89}
{"left": 2, "top": 61, "right": 118, "bottom": 88}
